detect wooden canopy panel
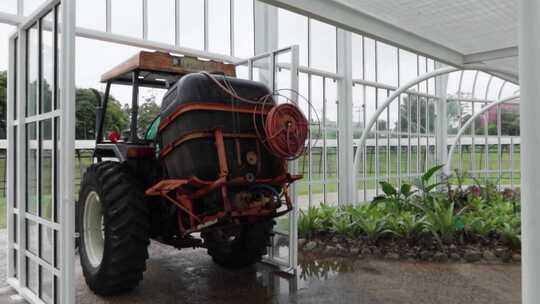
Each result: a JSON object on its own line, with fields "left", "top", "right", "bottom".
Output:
{"left": 100, "top": 51, "right": 237, "bottom": 87}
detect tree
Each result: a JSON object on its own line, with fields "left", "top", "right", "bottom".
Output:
{"left": 76, "top": 88, "right": 128, "bottom": 139}
{"left": 396, "top": 95, "right": 436, "bottom": 134}
{"left": 121, "top": 90, "right": 162, "bottom": 138}
{"left": 137, "top": 100, "right": 161, "bottom": 138}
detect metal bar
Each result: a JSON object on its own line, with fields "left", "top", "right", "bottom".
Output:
{"left": 17, "top": 0, "right": 60, "bottom": 30}
{"left": 76, "top": 26, "right": 241, "bottom": 63}
{"left": 375, "top": 89, "right": 379, "bottom": 195}
{"left": 270, "top": 52, "right": 276, "bottom": 90}
{"left": 236, "top": 46, "right": 294, "bottom": 65}
{"left": 24, "top": 110, "right": 61, "bottom": 123}
{"left": 203, "top": 0, "right": 208, "bottom": 51}
{"left": 484, "top": 76, "right": 492, "bottom": 180}
{"left": 16, "top": 28, "right": 27, "bottom": 295}
{"left": 23, "top": 249, "right": 60, "bottom": 277}
{"left": 174, "top": 0, "right": 180, "bottom": 46}
{"left": 6, "top": 34, "right": 16, "bottom": 281}
{"left": 0, "top": 12, "right": 26, "bottom": 25}
{"left": 288, "top": 45, "right": 300, "bottom": 271}
{"left": 457, "top": 71, "right": 464, "bottom": 174}
{"left": 130, "top": 71, "right": 140, "bottom": 142}
{"left": 308, "top": 73, "right": 313, "bottom": 207}
{"left": 374, "top": 42, "right": 379, "bottom": 194}
{"left": 517, "top": 2, "right": 540, "bottom": 301}
{"left": 271, "top": 62, "right": 343, "bottom": 79}
{"left": 471, "top": 71, "right": 479, "bottom": 176}
{"left": 336, "top": 29, "right": 354, "bottom": 205}
{"left": 322, "top": 77, "right": 327, "bottom": 203}
{"left": 386, "top": 90, "right": 390, "bottom": 181}
{"left": 248, "top": 59, "right": 253, "bottom": 80}
{"left": 397, "top": 49, "right": 402, "bottom": 186}
{"left": 510, "top": 136, "right": 514, "bottom": 188}
{"left": 60, "top": 0, "right": 77, "bottom": 302}
{"left": 497, "top": 82, "right": 506, "bottom": 186}
{"left": 416, "top": 94, "right": 420, "bottom": 174}
{"left": 106, "top": 0, "right": 111, "bottom": 32}
{"left": 362, "top": 36, "right": 367, "bottom": 202}
{"left": 18, "top": 0, "right": 24, "bottom": 16}
{"left": 142, "top": 0, "right": 148, "bottom": 40}
{"left": 95, "top": 82, "right": 111, "bottom": 144}
{"left": 230, "top": 0, "right": 235, "bottom": 56}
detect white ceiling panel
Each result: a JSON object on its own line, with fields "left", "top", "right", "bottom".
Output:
{"left": 335, "top": 0, "right": 518, "bottom": 54}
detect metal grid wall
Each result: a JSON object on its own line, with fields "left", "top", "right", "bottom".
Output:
{"left": 351, "top": 35, "right": 439, "bottom": 202}
{"left": 276, "top": 10, "right": 342, "bottom": 208}
{"left": 8, "top": 3, "right": 61, "bottom": 303}
{"left": 447, "top": 70, "right": 520, "bottom": 188}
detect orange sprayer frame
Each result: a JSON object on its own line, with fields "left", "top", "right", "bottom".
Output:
{"left": 145, "top": 127, "right": 302, "bottom": 236}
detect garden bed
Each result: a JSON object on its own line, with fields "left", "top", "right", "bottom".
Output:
{"left": 299, "top": 236, "right": 520, "bottom": 264}
{"left": 298, "top": 166, "right": 521, "bottom": 264}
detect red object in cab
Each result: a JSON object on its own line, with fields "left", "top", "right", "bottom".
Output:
{"left": 108, "top": 131, "right": 120, "bottom": 143}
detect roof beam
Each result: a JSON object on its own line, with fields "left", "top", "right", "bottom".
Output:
{"left": 258, "top": 0, "right": 464, "bottom": 66}
{"left": 464, "top": 46, "right": 519, "bottom": 64}
{"left": 0, "top": 12, "right": 25, "bottom": 26}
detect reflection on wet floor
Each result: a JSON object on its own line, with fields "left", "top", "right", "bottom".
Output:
{"left": 255, "top": 255, "right": 377, "bottom": 299}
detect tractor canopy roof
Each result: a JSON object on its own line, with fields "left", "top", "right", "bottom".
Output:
{"left": 100, "top": 51, "right": 237, "bottom": 89}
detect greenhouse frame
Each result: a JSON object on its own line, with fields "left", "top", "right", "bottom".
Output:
{"left": 0, "top": 0, "right": 537, "bottom": 303}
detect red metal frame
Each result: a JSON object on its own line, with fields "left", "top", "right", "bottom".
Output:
{"left": 146, "top": 126, "right": 302, "bottom": 236}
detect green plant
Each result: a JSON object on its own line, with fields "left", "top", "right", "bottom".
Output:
{"left": 387, "top": 212, "right": 426, "bottom": 240}
{"left": 350, "top": 207, "right": 390, "bottom": 243}
{"left": 299, "top": 207, "right": 321, "bottom": 238}
{"left": 421, "top": 200, "right": 466, "bottom": 247}
{"left": 500, "top": 223, "right": 521, "bottom": 249}
{"left": 471, "top": 176, "right": 502, "bottom": 204}
{"left": 318, "top": 203, "right": 337, "bottom": 231}
{"left": 331, "top": 212, "right": 354, "bottom": 238}
{"left": 466, "top": 216, "right": 495, "bottom": 238}
{"left": 371, "top": 181, "right": 415, "bottom": 213}
{"left": 413, "top": 164, "right": 445, "bottom": 209}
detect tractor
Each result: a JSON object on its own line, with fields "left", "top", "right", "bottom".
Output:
{"left": 77, "top": 51, "right": 307, "bottom": 295}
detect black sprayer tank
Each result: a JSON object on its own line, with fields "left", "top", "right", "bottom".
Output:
{"left": 159, "top": 73, "right": 283, "bottom": 185}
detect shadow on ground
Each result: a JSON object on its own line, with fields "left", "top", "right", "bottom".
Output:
{"left": 75, "top": 241, "right": 520, "bottom": 304}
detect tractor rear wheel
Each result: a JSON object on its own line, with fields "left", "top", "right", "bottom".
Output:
{"left": 78, "top": 161, "right": 150, "bottom": 296}
{"left": 202, "top": 220, "right": 274, "bottom": 268}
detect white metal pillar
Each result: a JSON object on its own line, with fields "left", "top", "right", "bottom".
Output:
{"left": 60, "top": 0, "right": 77, "bottom": 303}
{"left": 14, "top": 28, "right": 27, "bottom": 295}
{"left": 434, "top": 63, "right": 448, "bottom": 173}
{"left": 253, "top": 1, "right": 278, "bottom": 88}
{"left": 254, "top": 1, "right": 278, "bottom": 55}
{"left": 518, "top": 1, "right": 540, "bottom": 303}
{"left": 336, "top": 29, "right": 354, "bottom": 205}
{"left": 6, "top": 34, "right": 15, "bottom": 282}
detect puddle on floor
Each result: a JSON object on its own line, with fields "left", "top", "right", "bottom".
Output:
{"left": 252, "top": 254, "right": 380, "bottom": 300}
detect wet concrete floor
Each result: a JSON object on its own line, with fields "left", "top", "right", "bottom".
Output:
{"left": 73, "top": 241, "right": 520, "bottom": 304}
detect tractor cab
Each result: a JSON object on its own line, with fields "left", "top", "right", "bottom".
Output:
{"left": 94, "top": 51, "right": 236, "bottom": 161}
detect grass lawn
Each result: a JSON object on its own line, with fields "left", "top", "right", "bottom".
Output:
{"left": 296, "top": 148, "right": 521, "bottom": 196}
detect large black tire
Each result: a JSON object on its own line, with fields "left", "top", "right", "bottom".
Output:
{"left": 78, "top": 161, "right": 150, "bottom": 296}
{"left": 202, "top": 220, "right": 274, "bottom": 269}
